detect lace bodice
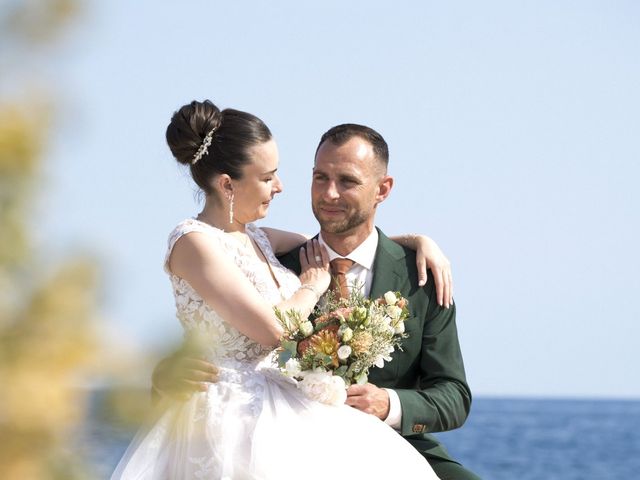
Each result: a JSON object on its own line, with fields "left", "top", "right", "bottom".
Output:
{"left": 164, "top": 218, "right": 301, "bottom": 367}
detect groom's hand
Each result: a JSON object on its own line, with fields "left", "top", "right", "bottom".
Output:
{"left": 345, "top": 383, "right": 390, "bottom": 420}
{"left": 152, "top": 352, "right": 219, "bottom": 402}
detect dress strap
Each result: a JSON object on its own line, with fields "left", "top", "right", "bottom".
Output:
{"left": 246, "top": 224, "right": 300, "bottom": 299}
{"left": 246, "top": 224, "right": 278, "bottom": 263}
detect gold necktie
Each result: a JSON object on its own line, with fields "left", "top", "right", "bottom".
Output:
{"left": 329, "top": 258, "right": 355, "bottom": 299}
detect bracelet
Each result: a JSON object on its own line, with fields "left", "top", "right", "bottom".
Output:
{"left": 298, "top": 283, "right": 321, "bottom": 302}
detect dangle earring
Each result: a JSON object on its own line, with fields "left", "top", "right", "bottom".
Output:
{"left": 228, "top": 194, "right": 234, "bottom": 224}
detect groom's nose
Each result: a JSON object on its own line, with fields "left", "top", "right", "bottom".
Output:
{"left": 321, "top": 180, "right": 340, "bottom": 201}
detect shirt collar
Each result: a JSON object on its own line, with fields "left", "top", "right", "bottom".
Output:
{"left": 318, "top": 229, "right": 379, "bottom": 270}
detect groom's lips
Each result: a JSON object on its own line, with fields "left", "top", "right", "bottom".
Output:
{"left": 318, "top": 206, "right": 345, "bottom": 216}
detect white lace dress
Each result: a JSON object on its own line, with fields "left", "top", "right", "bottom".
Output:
{"left": 111, "top": 219, "right": 439, "bottom": 480}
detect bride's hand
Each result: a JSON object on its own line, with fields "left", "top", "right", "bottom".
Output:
{"left": 298, "top": 239, "right": 331, "bottom": 294}
{"left": 414, "top": 235, "right": 453, "bottom": 308}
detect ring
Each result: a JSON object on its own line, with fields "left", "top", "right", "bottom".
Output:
{"left": 314, "top": 256, "right": 322, "bottom": 262}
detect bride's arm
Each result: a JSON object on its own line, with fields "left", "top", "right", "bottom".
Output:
{"left": 261, "top": 227, "right": 310, "bottom": 255}
{"left": 390, "top": 234, "right": 453, "bottom": 308}
{"left": 168, "top": 233, "right": 330, "bottom": 346}
{"left": 262, "top": 227, "right": 454, "bottom": 307}
{"left": 153, "top": 235, "right": 330, "bottom": 401}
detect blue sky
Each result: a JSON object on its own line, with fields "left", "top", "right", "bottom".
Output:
{"left": 27, "top": 1, "right": 640, "bottom": 397}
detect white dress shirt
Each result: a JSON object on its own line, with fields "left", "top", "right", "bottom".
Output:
{"left": 318, "top": 230, "right": 403, "bottom": 430}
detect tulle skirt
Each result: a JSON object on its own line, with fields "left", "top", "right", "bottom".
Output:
{"left": 111, "top": 365, "right": 438, "bottom": 479}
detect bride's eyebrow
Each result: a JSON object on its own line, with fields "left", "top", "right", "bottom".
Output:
{"left": 261, "top": 168, "right": 278, "bottom": 175}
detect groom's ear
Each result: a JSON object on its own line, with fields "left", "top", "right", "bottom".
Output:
{"left": 375, "top": 175, "right": 394, "bottom": 205}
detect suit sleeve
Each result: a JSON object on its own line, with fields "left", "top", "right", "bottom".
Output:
{"left": 395, "top": 278, "right": 472, "bottom": 435}
{"left": 276, "top": 248, "right": 302, "bottom": 274}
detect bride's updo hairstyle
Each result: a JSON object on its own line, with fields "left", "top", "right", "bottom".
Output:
{"left": 166, "top": 100, "right": 272, "bottom": 195}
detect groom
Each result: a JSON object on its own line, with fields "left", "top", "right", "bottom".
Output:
{"left": 155, "top": 124, "right": 479, "bottom": 480}
{"left": 280, "top": 124, "right": 477, "bottom": 480}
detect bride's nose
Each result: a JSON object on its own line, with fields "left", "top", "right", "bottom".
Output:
{"left": 273, "top": 174, "right": 283, "bottom": 194}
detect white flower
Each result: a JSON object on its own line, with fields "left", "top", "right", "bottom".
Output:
{"left": 298, "top": 370, "right": 347, "bottom": 405}
{"left": 337, "top": 345, "right": 352, "bottom": 361}
{"left": 386, "top": 305, "right": 403, "bottom": 320}
{"left": 373, "top": 355, "right": 385, "bottom": 368}
{"left": 354, "top": 371, "right": 368, "bottom": 384}
{"left": 374, "top": 310, "right": 391, "bottom": 326}
{"left": 394, "top": 320, "right": 405, "bottom": 335}
{"left": 383, "top": 291, "right": 398, "bottom": 306}
{"left": 284, "top": 358, "right": 301, "bottom": 377}
{"left": 339, "top": 325, "right": 353, "bottom": 342}
{"left": 373, "top": 346, "right": 395, "bottom": 368}
{"left": 299, "top": 320, "right": 314, "bottom": 337}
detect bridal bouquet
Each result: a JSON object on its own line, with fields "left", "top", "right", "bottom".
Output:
{"left": 275, "top": 290, "right": 409, "bottom": 406}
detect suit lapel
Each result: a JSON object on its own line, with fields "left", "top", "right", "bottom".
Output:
{"left": 369, "top": 228, "right": 409, "bottom": 299}
{"left": 367, "top": 229, "right": 413, "bottom": 384}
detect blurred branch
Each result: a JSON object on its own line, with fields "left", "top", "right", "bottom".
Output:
{"left": 1, "top": 0, "right": 81, "bottom": 45}
{"left": 0, "top": 1, "right": 110, "bottom": 478}
{"left": 0, "top": 99, "right": 51, "bottom": 269}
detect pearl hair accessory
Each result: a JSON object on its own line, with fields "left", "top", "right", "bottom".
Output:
{"left": 192, "top": 126, "right": 218, "bottom": 165}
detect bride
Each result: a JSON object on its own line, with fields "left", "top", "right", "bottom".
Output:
{"left": 111, "top": 100, "right": 443, "bottom": 479}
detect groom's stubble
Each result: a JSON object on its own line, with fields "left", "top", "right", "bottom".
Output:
{"left": 311, "top": 201, "right": 371, "bottom": 236}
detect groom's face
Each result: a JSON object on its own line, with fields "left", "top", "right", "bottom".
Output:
{"left": 311, "top": 136, "right": 391, "bottom": 236}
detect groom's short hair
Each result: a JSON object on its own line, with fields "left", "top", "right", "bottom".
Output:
{"left": 316, "top": 123, "right": 389, "bottom": 169}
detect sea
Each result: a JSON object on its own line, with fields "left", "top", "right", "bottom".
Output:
{"left": 84, "top": 395, "right": 640, "bottom": 479}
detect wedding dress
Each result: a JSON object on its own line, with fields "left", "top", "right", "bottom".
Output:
{"left": 111, "top": 218, "right": 439, "bottom": 479}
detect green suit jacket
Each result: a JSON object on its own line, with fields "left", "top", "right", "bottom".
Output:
{"left": 277, "top": 228, "right": 472, "bottom": 464}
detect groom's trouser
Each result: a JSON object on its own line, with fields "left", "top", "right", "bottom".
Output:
{"left": 408, "top": 434, "right": 481, "bottom": 480}
{"left": 429, "top": 458, "right": 481, "bottom": 480}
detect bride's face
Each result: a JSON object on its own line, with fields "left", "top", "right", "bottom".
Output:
{"left": 231, "top": 139, "right": 283, "bottom": 223}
